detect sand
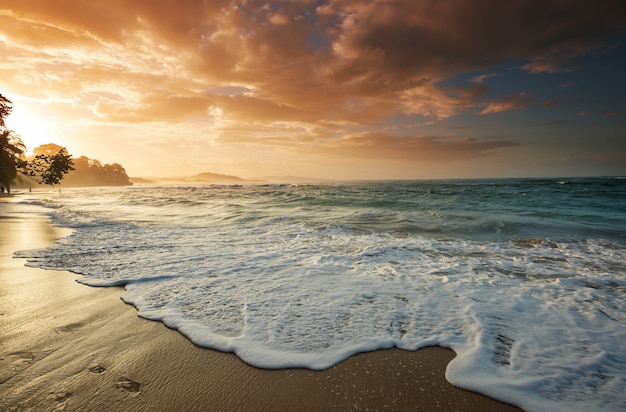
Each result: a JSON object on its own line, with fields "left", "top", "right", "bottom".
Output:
{"left": 0, "top": 196, "right": 522, "bottom": 411}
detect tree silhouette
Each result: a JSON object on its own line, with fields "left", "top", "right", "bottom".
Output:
{"left": 0, "top": 94, "right": 26, "bottom": 193}
{"left": 2, "top": 93, "right": 128, "bottom": 190}
{"left": 61, "top": 155, "right": 131, "bottom": 186}
{"left": 33, "top": 143, "right": 67, "bottom": 156}
{"left": 0, "top": 94, "right": 74, "bottom": 191}
{"left": 25, "top": 147, "right": 75, "bottom": 186}
{"left": 0, "top": 94, "right": 12, "bottom": 127}
{"left": 0, "top": 129, "right": 26, "bottom": 193}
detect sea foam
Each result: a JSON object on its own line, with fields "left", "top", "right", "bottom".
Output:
{"left": 14, "top": 179, "right": 626, "bottom": 411}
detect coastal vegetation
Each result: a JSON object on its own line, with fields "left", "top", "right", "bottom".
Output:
{"left": 1, "top": 94, "right": 73, "bottom": 192}
{"left": 1, "top": 93, "right": 131, "bottom": 192}
{"left": 1, "top": 94, "right": 24, "bottom": 192}
{"left": 0, "top": 128, "right": 25, "bottom": 193}
{"left": 28, "top": 144, "right": 132, "bottom": 187}
{"left": 23, "top": 146, "right": 74, "bottom": 187}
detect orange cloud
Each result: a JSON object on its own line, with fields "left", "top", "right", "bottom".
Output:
{"left": 320, "top": 133, "right": 521, "bottom": 160}
{"left": 471, "top": 73, "right": 497, "bottom": 84}
{"left": 220, "top": 130, "right": 520, "bottom": 161}
{"left": 0, "top": 1, "right": 624, "bottom": 178}
{"left": 480, "top": 93, "right": 533, "bottom": 115}
{"left": 2, "top": 0, "right": 624, "bottom": 127}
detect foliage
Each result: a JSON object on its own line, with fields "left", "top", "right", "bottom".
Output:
{"left": 0, "top": 94, "right": 26, "bottom": 192}
{"left": 62, "top": 155, "right": 132, "bottom": 186}
{"left": 33, "top": 143, "right": 66, "bottom": 156}
{"left": 28, "top": 144, "right": 132, "bottom": 186}
{"left": 24, "top": 147, "right": 75, "bottom": 186}
{"left": 1, "top": 93, "right": 128, "bottom": 190}
{"left": 0, "top": 129, "right": 26, "bottom": 191}
{"left": 1, "top": 94, "right": 74, "bottom": 190}
{"left": 0, "top": 94, "right": 12, "bottom": 127}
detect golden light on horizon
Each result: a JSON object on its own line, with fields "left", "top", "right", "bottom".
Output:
{"left": 5, "top": 104, "right": 57, "bottom": 155}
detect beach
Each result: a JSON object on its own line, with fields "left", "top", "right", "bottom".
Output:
{"left": 0, "top": 196, "right": 523, "bottom": 411}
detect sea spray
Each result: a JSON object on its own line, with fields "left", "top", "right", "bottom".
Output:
{"left": 15, "top": 178, "right": 626, "bottom": 411}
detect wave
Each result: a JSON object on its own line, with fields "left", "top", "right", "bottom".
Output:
{"left": 13, "top": 180, "right": 626, "bottom": 411}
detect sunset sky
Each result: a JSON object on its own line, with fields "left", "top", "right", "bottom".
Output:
{"left": 1, "top": 1, "right": 625, "bottom": 180}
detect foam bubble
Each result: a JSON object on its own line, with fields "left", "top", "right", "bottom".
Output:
{"left": 15, "top": 181, "right": 626, "bottom": 411}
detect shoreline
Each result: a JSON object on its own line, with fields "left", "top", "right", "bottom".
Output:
{"left": 0, "top": 198, "right": 522, "bottom": 411}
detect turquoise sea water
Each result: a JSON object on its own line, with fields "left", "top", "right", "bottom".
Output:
{"left": 14, "top": 177, "right": 626, "bottom": 411}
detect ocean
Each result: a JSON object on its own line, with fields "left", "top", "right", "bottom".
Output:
{"left": 13, "top": 177, "right": 626, "bottom": 411}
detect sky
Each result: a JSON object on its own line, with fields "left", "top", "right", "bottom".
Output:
{"left": 0, "top": 0, "right": 625, "bottom": 180}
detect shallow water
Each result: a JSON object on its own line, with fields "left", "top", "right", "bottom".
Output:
{"left": 14, "top": 177, "right": 626, "bottom": 411}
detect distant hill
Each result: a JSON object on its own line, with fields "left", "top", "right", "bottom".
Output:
{"left": 61, "top": 156, "right": 132, "bottom": 187}
{"left": 129, "top": 177, "right": 156, "bottom": 185}
{"left": 188, "top": 172, "right": 244, "bottom": 182}
{"left": 131, "top": 172, "right": 251, "bottom": 185}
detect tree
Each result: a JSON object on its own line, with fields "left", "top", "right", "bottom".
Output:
{"left": 60, "top": 155, "right": 131, "bottom": 186}
{"left": 0, "top": 95, "right": 74, "bottom": 190}
{"left": 0, "top": 94, "right": 26, "bottom": 193}
{"left": 33, "top": 143, "right": 66, "bottom": 156}
{"left": 24, "top": 147, "right": 75, "bottom": 186}
{"left": 0, "top": 129, "right": 26, "bottom": 193}
{"left": 0, "top": 94, "right": 12, "bottom": 127}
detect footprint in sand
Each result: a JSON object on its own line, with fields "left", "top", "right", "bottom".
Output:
{"left": 51, "top": 391, "right": 72, "bottom": 403}
{"left": 10, "top": 351, "right": 35, "bottom": 361}
{"left": 114, "top": 377, "right": 141, "bottom": 393}
{"left": 55, "top": 322, "right": 85, "bottom": 333}
{"left": 1, "top": 352, "right": 35, "bottom": 375}
{"left": 88, "top": 365, "right": 106, "bottom": 373}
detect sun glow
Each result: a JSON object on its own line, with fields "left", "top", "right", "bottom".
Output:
{"left": 5, "top": 105, "right": 57, "bottom": 155}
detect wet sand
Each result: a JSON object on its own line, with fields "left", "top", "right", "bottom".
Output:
{"left": 0, "top": 197, "right": 522, "bottom": 411}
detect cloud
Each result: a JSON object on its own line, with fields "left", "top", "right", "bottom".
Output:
{"left": 541, "top": 100, "right": 558, "bottom": 108}
{"left": 221, "top": 130, "right": 521, "bottom": 161}
{"left": 471, "top": 73, "right": 497, "bottom": 83}
{"left": 480, "top": 93, "right": 533, "bottom": 115}
{"left": 321, "top": 1, "right": 626, "bottom": 80}
{"left": 316, "top": 133, "right": 521, "bottom": 161}
{"left": 0, "top": 0, "right": 625, "bottom": 141}
{"left": 521, "top": 57, "right": 577, "bottom": 74}
{"left": 93, "top": 94, "right": 214, "bottom": 122}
